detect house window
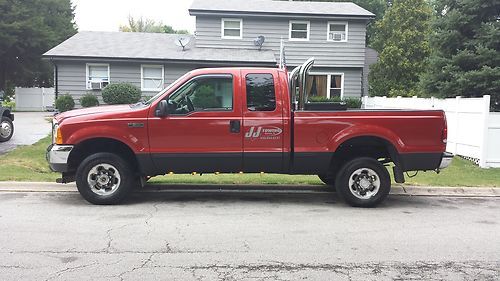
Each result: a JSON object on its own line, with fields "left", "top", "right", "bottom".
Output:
{"left": 289, "top": 21, "right": 310, "bottom": 41}
{"left": 246, "top": 73, "right": 276, "bottom": 111}
{"left": 307, "top": 73, "right": 344, "bottom": 99}
{"left": 141, "top": 65, "right": 164, "bottom": 91}
{"left": 221, "top": 18, "right": 242, "bottom": 39}
{"left": 327, "top": 22, "right": 348, "bottom": 42}
{"left": 86, "top": 64, "right": 109, "bottom": 90}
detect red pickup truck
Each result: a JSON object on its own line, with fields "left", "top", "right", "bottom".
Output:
{"left": 47, "top": 59, "right": 452, "bottom": 207}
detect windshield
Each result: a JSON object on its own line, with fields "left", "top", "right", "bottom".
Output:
{"left": 144, "top": 72, "right": 191, "bottom": 105}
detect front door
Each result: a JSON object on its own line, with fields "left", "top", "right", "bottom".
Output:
{"left": 242, "top": 70, "right": 285, "bottom": 172}
{"left": 148, "top": 72, "right": 243, "bottom": 173}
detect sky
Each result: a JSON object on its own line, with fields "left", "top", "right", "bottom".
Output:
{"left": 71, "top": 0, "right": 196, "bottom": 32}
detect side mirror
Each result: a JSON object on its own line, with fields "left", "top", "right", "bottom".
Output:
{"left": 155, "top": 100, "right": 168, "bottom": 117}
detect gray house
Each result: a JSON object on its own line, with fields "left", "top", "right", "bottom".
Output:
{"left": 44, "top": 0, "right": 375, "bottom": 105}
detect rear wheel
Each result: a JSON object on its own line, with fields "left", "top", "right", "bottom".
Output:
{"left": 76, "top": 152, "right": 135, "bottom": 205}
{"left": 335, "top": 157, "right": 390, "bottom": 207}
{"left": 0, "top": 116, "right": 14, "bottom": 142}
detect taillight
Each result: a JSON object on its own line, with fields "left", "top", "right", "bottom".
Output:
{"left": 442, "top": 113, "right": 448, "bottom": 144}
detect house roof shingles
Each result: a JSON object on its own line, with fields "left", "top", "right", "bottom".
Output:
{"left": 189, "top": 0, "right": 374, "bottom": 18}
{"left": 43, "top": 31, "right": 277, "bottom": 64}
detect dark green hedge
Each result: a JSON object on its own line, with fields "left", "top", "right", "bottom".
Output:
{"left": 102, "top": 83, "right": 141, "bottom": 105}
{"left": 80, "top": 93, "right": 99, "bottom": 108}
{"left": 55, "top": 94, "right": 75, "bottom": 112}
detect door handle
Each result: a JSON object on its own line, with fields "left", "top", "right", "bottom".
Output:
{"left": 229, "top": 120, "right": 240, "bottom": 133}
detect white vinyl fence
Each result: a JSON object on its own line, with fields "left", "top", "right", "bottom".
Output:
{"left": 15, "top": 87, "right": 55, "bottom": 111}
{"left": 362, "top": 95, "right": 500, "bottom": 168}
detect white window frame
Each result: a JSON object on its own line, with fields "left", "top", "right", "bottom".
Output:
{"left": 327, "top": 21, "right": 348, "bottom": 42}
{"left": 308, "top": 72, "right": 345, "bottom": 99}
{"left": 289, "top": 20, "right": 310, "bottom": 41}
{"left": 86, "top": 63, "right": 110, "bottom": 90}
{"left": 221, "top": 18, "right": 243, "bottom": 39}
{"left": 141, "top": 64, "right": 165, "bottom": 91}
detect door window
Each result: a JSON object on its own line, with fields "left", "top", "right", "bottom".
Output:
{"left": 167, "top": 75, "right": 233, "bottom": 115}
{"left": 246, "top": 73, "right": 276, "bottom": 112}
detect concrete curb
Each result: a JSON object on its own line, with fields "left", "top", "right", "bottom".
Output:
{"left": 0, "top": 181, "right": 498, "bottom": 197}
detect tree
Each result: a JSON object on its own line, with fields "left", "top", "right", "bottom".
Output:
{"left": 119, "top": 16, "right": 188, "bottom": 34}
{"left": 368, "top": 0, "right": 433, "bottom": 97}
{"left": 0, "top": 0, "right": 77, "bottom": 93}
{"left": 282, "top": 0, "right": 390, "bottom": 45}
{"left": 420, "top": 0, "right": 500, "bottom": 110}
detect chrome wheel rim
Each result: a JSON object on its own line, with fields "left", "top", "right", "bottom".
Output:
{"left": 0, "top": 121, "right": 12, "bottom": 138}
{"left": 348, "top": 168, "right": 380, "bottom": 200}
{"left": 87, "top": 163, "right": 121, "bottom": 196}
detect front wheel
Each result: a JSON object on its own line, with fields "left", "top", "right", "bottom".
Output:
{"left": 0, "top": 116, "right": 14, "bottom": 142}
{"left": 335, "top": 157, "right": 390, "bottom": 208}
{"left": 76, "top": 152, "right": 135, "bottom": 204}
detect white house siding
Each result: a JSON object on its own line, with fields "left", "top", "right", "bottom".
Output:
{"left": 195, "top": 16, "right": 368, "bottom": 68}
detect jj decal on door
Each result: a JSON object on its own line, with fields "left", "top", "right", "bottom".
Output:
{"left": 244, "top": 126, "right": 282, "bottom": 140}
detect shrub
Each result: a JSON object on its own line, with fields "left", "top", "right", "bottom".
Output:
{"left": 55, "top": 94, "right": 75, "bottom": 112}
{"left": 80, "top": 93, "right": 99, "bottom": 108}
{"left": 101, "top": 83, "right": 141, "bottom": 105}
{"left": 307, "top": 96, "right": 361, "bottom": 108}
{"left": 192, "top": 85, "right": 219, "bottom": 109}
{"left": 1, "top": 101, "right": 15, "bottom": 110}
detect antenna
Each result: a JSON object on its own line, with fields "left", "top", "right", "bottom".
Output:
{"left": 174, "top": 36, "right": 191, "bottom": 51}
{"left": 253, "top": 35, "right": 265, "bottom": 51}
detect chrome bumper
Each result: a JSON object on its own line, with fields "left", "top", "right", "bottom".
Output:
{"left": 46, "top": 144, "right": 73, "bottom": 172}
{"left": 439, "top": 152, "right": 454, "bottom": 170}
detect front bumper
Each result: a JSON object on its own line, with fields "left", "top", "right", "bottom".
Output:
{"left": 439, "top": 152, "right": 454, "bottom": 170}
{"left": 46, "top": 144, "right": 73, "bottom": 172}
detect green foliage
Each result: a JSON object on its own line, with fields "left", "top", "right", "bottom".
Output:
{"left": 1, "top": 101, "right": 15, "bottom": 110}
{"left": 191, "top": 85, "right": 219, "bottom": 109}
{"left": 101, "top": 83, "right": 141, "bottom": 105}
{"left": 119, "top": 16, "right": 189, "bottom": 34}
{"left": 0, "top": 0, "right": 77, "bottom": 91}
{"left": 55, "top": 94, "right": 75, "bottom": 112}
{"left": 307, "top": 96, "right": 362, "bottom": 108}
{"left": 369, "top": 0, "right": 432, "bottom": 97}
{"left": 420, "top": 0, "right": 500, "bottom": 111}
{"left": 80, "top": 93, "right": 99, "bottom": 108}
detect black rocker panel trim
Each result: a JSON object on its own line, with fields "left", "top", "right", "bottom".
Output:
{"left": 290, "top": 152, "right": 333, "bottom": 174}
{"left": 399, "top": 152, "right": 442, "bottom": 171}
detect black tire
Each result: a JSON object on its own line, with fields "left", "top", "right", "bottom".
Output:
{"left": 335, "top": 157, "right": 390, "bottom": 208}
{"left": 0, "top": 116, "right": 14, "bottom": 142}
{"left": 76, "top": 152, "right": 136, "bottom": 205}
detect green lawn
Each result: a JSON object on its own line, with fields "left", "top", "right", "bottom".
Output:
{"left": 1, "top": 135, "right": 499, "bottom": 186}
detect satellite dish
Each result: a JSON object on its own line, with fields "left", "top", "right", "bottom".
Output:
{"left": 174, "top": 36, "right": 191, "bottom": 51}
{"left": 253, "top": 35, "right": 265, "bottom": 51}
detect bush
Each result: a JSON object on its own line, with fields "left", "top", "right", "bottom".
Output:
{"left": 1, "top": 101, "right": 15, "bottom": 110}
{"left": 307, "top": 96, "right": 361, "bottom": 108}
{"left": 101, "top": 83, "right": 141, "bottom": 105}
{"left": 80, "top": 93, "right": 99, "bottom": 108}
{"left": 55, "top": 94, "right": 75, "bottom": 112}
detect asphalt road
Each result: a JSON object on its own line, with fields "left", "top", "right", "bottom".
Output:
{"left": 0, "top": 112, "right": 52, "bottom": 154}
{"left": 0, "top": 186, "right": 499, "bottom": 280}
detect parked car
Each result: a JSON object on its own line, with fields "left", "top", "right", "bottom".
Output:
{"left": 0, "top": 105, "right": 14, "bottom": 142}
{"left": 46, "top": 58, "right": 453, "bottom": 207}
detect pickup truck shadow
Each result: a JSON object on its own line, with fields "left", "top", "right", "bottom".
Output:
{"left": 114, "top": 184, "right": 426, "bottom": 208}
{"left": 126, "top": 184, "right": 339, "bottom": 206}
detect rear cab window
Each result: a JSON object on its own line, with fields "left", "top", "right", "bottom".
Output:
{"left": 245, "top": 73, "right": 276, "bottom": 112}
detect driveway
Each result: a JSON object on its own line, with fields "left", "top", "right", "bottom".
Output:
{"left": 0, "top": 185, "right": 499, "bottom": 280}
{"left": 0, "top": 112, "right": 52, "bottom": 154}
